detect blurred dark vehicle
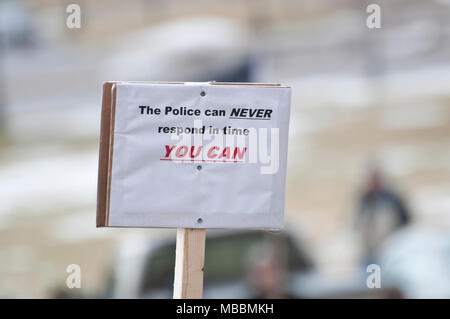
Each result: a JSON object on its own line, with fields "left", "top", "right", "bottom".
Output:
{"left": 104, "top": 230, "right": 314, "bottom": 298}
{"left": 102, "top": 17, "right": 254, "bottom": 83}
{"left": 103, "top": 230, "right": 402, "bottom": 299}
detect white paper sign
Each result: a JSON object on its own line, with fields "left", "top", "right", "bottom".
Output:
{"left": 108, "top": 82, "right": 291, "bottom": 229}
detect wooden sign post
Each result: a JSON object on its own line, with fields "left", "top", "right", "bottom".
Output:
{"left": 173, "top": 228, "right": 206, "bottom": 299}
{"left": 97, "top": 81, "right": 291, "bottom": 299}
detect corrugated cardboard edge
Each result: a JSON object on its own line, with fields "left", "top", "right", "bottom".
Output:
{"left": 96, "top": 82, "right": 117, "bottom": 227}
{"left": 108, "top": 81, "right": 289, "bottom": 88}
{"left": 96, "top": 81, "right": 288, "bottom": 228}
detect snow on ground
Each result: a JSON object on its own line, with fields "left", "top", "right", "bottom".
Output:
{"left": 0, "top": 147, "right": 98, "bottom": 223}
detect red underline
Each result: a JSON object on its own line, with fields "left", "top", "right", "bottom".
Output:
{"left": 160, "top": 158, "right": 244, "bottom": 163}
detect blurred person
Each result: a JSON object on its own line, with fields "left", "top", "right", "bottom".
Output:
{"left": 245, "top": 240, "right": 293, "bottom": 299}
{"left": 355, "top": 165, "right": 411, "bottom": 266}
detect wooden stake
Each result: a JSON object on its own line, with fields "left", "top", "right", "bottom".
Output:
{"left": 173, "top": 228, "right": 206, "bottom": 299}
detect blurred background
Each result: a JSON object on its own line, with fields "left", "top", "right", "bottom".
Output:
{"left": 1, "top": 0, "right": 450, "bottom": 298}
